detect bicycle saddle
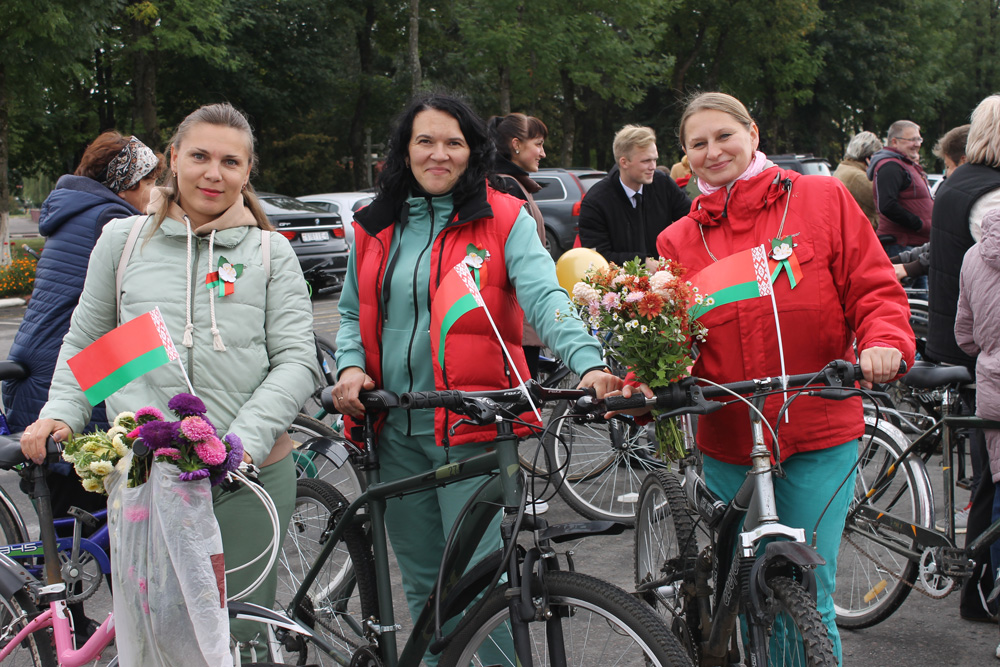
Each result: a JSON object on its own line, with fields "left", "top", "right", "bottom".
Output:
{"left": 901, "top": 360, "right": 972, "bottom": 389}
{"left": 0, "top": 437, "right": 27, "bottom": 470}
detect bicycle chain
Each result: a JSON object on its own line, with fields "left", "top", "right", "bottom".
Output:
{"left": 843, "top": 531, "right": 946, "bottom": 600}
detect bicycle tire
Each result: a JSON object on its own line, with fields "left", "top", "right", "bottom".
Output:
{"left": 274, "top": 478, "right": 377, "bottom": 666}
{"left": 0, "top": 493, "right": 26, "bottom": 547}
{"left": 834, "top": 418, "right": 932, "bottom": 629}
{"left": 518, "top": 362, "right": 580, "bottom": 476}
{"left": 0, "top": 588, "right": 56, "bottom": 666}
{"left": 751, "top": 576, "right": 836, "bottom": 667}
{"left": 301, "top": 334, "right": 342, "bottom": 429}
{"left": 288, "top": 414, "right": 364, "bottom": 502}
{"left": 439, "top": 570, "right": 692, "bottom": 666}
{"left": 548, "top": 405, "right": 664, "bottom": 524}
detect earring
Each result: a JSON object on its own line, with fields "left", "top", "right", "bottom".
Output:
{"left": 172, "top": 172, "right": 177, "bottom": 179}
{"left": 242, "top": 183, "right": 248, "bottom": 192}
{"left": 515, "top": 150, "right": 520, "bottom": 154}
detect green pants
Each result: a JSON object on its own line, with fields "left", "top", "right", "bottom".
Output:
{"left": 213, "top": 454, "right": 296, "bottom": 656}
{"left": 380, "top": 424, "right": 509, "bottom": 666}
{"left": 702, "top": 439, "right": 857, "bottom": 667}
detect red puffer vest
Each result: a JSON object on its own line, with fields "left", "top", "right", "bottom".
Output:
{"left": 873, "top": 151, "right": 933, "bottom": 246}
{"left": 346, "top": 185, "right": 541, "bottom": 447}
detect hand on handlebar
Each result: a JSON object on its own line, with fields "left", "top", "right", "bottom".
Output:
{"left": 604, "top": 383, "right": 654, "bottom": 419}
{"left": 578, "top": 369, "right": 623, "bottom": 400}
{"left": 859, "top": 346, "right": 904, "bottom": 389}
{"left": 20, "top": 418, "right": 71, "bottom": 464}
{"left": 331, "top": 366, "right": 376, "bottom": 418}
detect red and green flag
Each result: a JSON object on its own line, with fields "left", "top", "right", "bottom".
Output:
{"left": 431, "top": 261, "right": 486, "bottom": 368}
{"left": 688, "top": 245, "right": 773, "bottom": 318}
{"left": 67, "top": 308, "right": 179, "bottom": 406}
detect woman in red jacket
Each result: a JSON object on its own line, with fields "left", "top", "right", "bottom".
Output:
{"left": 653, "top": 92, "right": 915, "bottom": 662}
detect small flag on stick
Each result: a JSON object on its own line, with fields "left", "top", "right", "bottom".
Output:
{"left": 67, "top": 308, "right": 179, "bottom": 406}
{"left": 687, "top": 245, "right": 773, "bottom": 317}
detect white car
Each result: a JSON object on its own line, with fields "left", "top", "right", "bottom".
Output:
{"left": 297, "top": 192, "right": 374, "bottom": 248}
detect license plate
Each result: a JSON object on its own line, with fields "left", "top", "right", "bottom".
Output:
{"left": 301, "top": 231, "right": 329, "bottom": 243}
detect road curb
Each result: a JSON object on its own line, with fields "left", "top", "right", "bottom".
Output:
{"left": 0, "top": 298, "right": 26, "bottom": 309}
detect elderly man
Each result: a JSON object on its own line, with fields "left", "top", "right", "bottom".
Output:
{"left": 578, "top": 125, "right": 690, "bottom": 264}
{"left": 867, "top": 120, "right": 934, "bottom": 256}
{"left": 833, "top": 131, "right": 883, "bottom": 229}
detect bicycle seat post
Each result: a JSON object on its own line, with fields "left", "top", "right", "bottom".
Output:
{"left": 747, "top": 394, "right": 778, "bottom": 531}
{"left": 27, "top": 464, "right": 64, "bottom": 586}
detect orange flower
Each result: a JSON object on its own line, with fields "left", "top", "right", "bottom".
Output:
{"left": 636, "top": 292, "right": 664, "bottom": 319}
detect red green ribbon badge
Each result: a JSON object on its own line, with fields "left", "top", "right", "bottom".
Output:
{"left": 768, "top": 235, "right": 803, "bottom": 289}
{"left": 205, "top": 256, "right": 243, "bottom": 297}
{"left": 462, "top": 243, "right": 490, "bottom": 288}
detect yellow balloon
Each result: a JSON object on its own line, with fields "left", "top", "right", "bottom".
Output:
{"left": 555, "top": 248, "right": 609, "bottom": 293}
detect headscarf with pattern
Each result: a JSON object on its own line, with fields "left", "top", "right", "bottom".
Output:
{"left": 102, "top": 136, "right": 158, "bottom": 193}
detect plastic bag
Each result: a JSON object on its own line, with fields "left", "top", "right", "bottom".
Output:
{"left": 107, "top": 453, "right": 233, "bottom": 667}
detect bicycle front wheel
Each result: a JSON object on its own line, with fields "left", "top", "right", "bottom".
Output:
{"left": 834, "top": 418, "right": 931, "bottom": 629}
{"left": 275, "top": 478, "right": 377, "bottom": 666}
{"left": 0, "top": 588, "right": 56, "bottom": 666}
{"left": 439, "top": 570, "right": 692, "bottom": 666}
{"left": 548, "top": 408, "right": 664, "bottom": 524}
{"left": 749, "top": 576, "right": 836, "bottom": 667}
{"left": 634, "top": 469, "right": 698, "bottom": 609}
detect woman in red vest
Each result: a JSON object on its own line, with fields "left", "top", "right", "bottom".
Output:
{"left": 331, "top": 93, "right": 618, "bottom": 665}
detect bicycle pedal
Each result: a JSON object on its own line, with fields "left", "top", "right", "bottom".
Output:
{"left": 956, "top": 477, "right": 973, "bottom": 490}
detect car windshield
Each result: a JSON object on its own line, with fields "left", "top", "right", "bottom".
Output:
{"left": 800, "top": 162, "right": 831, "bottom": 176}
{"left": 259, "top": 194, "right": 326, "bottom": 213}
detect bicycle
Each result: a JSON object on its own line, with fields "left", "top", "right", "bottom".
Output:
{"left": 0, "top": 434, "right": 321, "bottom": 666}
{"left": 622, "top": 361, "right": 887, "bottom": 666}
{"left": 273, "top": 380, "right": 693, "bottom": 666}
{"left": 833, "top": 360, "right": 1000, "bottom": 629}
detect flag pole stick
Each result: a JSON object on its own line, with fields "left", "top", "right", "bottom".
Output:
{"left": 174, "top": 356, "right": 196, "bottom": 396}
{"left": 766, "top": 289, "right": 790, "bottom": 422}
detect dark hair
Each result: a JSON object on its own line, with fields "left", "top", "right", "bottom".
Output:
{"left": 487, "top": 113, "right": 548, "bottom": 159}
{"left": 75, "top": 131, "right": 165, "bottom": 186}
{"left": 933, "top": 124, "right": 970, "bottom": 165}
{"left": 377, "top": 94, "right": 494, "bottom": 208}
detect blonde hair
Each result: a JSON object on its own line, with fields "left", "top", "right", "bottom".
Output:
{"left": 613, "top": 125, "right": 656, "bottom": 161}
{"left": 677, "top": 92, "right": 754, "bottom": 149}
{"left": 844, "top": 131, "right": 883, "bottom": 161}
{"left": 154, "top": 103, "right": 271, "bottom": 234}
{"left": 966, "top": 95, "right": 1000, "bottom": 168}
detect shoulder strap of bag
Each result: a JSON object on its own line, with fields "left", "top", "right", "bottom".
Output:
{"left": 116, "top": 215, "right": 151, "bottom": 324}
{"left": 261, "top": 228, "right": 272, "bottom": 283}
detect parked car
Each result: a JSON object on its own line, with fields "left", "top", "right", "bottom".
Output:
{"left": 927, "top": 173, "right": 945, "bottom": 197}
{"left": 528, "top": 168, "right": 606, "bottom": 259}
{"left": 296, "top": 192, "right": 374, "bottom": 248}
{"left": 769, "top": 153, "right": 832, "bottom": 176}
{"left": 257, "top": 193, "right": 349, "bottom": 296}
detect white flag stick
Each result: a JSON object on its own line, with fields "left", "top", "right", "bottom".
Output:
{"left": 766, "top": 289, "right": 790, "bottom": 423}
{"left": 151, "top": 307, "right": 196, "bottom": 396}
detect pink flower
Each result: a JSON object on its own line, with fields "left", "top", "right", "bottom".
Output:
{"left": 179, "top": 416, "right": 216, "bottom": 443}
{"left": 127, "top": 428, "right": 141, "bottom": 439}
{"left": 125, "top": 507, "right": 149, "bottom": 522}
{"left": 602, "top": 292, "right": 621, "bottom": 310}
{"left": 154, "top": 447, "right": 182, "bottom": 461}
{"left": 135, "top": 406, "right": 165, "bottom": 423}
{"left": 625, "top": 291, "right": 645, "bottom": 303}
{"left": 138, "top": 578, "right": 148, "bottom": 594}
{"left": 195, "top": 437, "right": 227, "bottom": 466}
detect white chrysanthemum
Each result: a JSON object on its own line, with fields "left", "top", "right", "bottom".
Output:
{"left": 572, "top": 282, "right": 600, "bottom": 306}
{"left": 107, "top": 426, "right": 128, "bottom": 439}
{"left": 89, "top": 461, "right": 114, "bottom": 476}
{"left": 649, "top": 270, "right": 674, "bottom": 295}
{"left": 640, "top": 325, "right": 648, "bottom": 334}
{"left": 82, "top": 478, "right": 102, "bottom": 493}
{"left": 82, "top": 442, "right": 100, "bottom": 453}
{"left": 111, "top": 435, "right": 128, "bottom": 457}
{"left": 113, "top": 412, "right": 135, "bottom": 428}
{"left": 617, "top": 335, "right": 624, "bottom": 341}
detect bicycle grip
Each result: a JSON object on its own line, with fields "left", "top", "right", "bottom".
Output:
{"left": 603, "top": 394, "right": 649, "bottom": 411}
{"left": 399, "top": 390, "right": 465, "bottom": 411}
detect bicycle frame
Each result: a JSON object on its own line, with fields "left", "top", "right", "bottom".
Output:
{"left": 288, "top": 408, "right": 524, "bottom": 666}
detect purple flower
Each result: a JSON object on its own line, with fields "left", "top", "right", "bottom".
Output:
{"left": 223, "top": 433, "right": 244, "bottom": 472}
{"left": 168, "top": 393, "right": 207, "bottom": 417}
{"left": 179, "top": 416, "right": 216, "bottom": 443}
{"left": 138, "top": 421, "right": 176, "bottom": 450}
{"left": 195, "top": 437, "right": 227, "bottom": 466}
{"left": 134, "top": 406, "right": 165, "bottom": 424}
{"left": 178, "top": 469, "right": 210, "bottom": 481}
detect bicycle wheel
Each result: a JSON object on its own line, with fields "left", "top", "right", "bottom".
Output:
{"left": 439, "top": 570, "right": 692, "bottom": 666}
{"left": 750, "top": 576, "right": 836, "bottom": 667}
{"left": 548, "top": 407, "right": 664, "bottom": 524}
{"left": 0, "top": 588, "right": 56, "bottom": 666}
{"left": 274, "top": 478, "right": 377, "bottom": 666}
{"left": 834, "top": 418, "right": 932, "bottom": 629}
{"left": 300, "top": 334, "right": 343, "bottom": 429}
{"left": 288, "top": 414, "right": 364, "bottom": 502}
{"left": 0, "top": 493, "right": 26, "bottom": 547}
{"left": 518, "top": 360, "right": 579, "bottom": 476}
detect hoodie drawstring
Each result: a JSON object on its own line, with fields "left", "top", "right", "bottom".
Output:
{"left": 206, "top": 229, "right": 226, "bottom": 351}
{"left": 181, "top": 216, "right": 226, "bottom": 352}
{"left": 182, "top": 216, "right": 195, "bottom": 347}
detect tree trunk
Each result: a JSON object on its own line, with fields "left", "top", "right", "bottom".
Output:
{"left": 131, "top": 16, "right": 159, "bottom": 147}
{"left": 559, "top": 70, "right": 575, "bottom": 167}
{"left": 0, "top": 62, "right": 10, "bottom": 265}
{"left": 409, "top": 0, "right": 421, "bottom": 94}
{"left": 95, "top": 49, "right": 115, "bottom": 133}
{"left": 350, "top": 0, "right": 376, "bottom": 189}
{"left": 499, "top": 65, "right": 511, "bottom": 115}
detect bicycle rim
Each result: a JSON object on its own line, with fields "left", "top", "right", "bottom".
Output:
{"left": 440, "top": 571, "right": 691, "bottom": 666}
{"left": 0, "top": 589, "right": 55, "bottom": 666}
{"left": 834, "top": 420, "right": 929, "bottom": 629}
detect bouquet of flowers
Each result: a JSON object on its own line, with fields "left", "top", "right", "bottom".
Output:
{"left": 570, "top": 257, "right": 710, "bottom": 460}
{"left": 63, "top": 392, "right": 244, "bottom": 493}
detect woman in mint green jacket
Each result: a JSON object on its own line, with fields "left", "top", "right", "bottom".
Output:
{"left": 21, "top": 103, "right": 319, "bottom": 652}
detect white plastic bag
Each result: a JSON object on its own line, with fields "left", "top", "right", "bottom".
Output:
{"left": 107, "top": 454, "right": 233, "bottom": 667}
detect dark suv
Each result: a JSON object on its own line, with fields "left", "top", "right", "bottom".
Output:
{"left": 529, "top": 168, "right": 606, "bottom": 259}
{"left": 257, "top": 193, "right": 349, "bottom": 296}
{"left": 769, "top": 154, "right": 832, "bottom": 176}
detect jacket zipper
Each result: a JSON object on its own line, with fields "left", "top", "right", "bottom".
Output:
{"left": 403, "top": 197, "right": 436, "bottom": 437}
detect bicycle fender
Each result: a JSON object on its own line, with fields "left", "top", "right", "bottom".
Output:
{"left": 297, "top": 435, "right": 361, "bottom": 470}
{"left": 751, "top": 541, "right": 824, "bottom": 603}
{"left": 0, "top": 553, "right": 36, "bottom": 600}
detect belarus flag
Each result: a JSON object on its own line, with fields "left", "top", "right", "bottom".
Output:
{"left": 67, "top": 308, "right": 179, "bottom": 406}
{"left": 687, "top": 244, "right": 773, "bottom": 317}
{"left": 430, "top": 262, "right": 486, "bottom": 368}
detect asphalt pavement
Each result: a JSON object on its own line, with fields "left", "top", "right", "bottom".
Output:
{"left": 0, "top": 232, "right": 996, "bottom": 664}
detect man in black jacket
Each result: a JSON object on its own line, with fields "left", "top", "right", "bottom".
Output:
{"left": 578, "top": 125, "right": 691, "bottom": 264}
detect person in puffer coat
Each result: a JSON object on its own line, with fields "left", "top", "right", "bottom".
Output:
{"left": 955, "top": 206, "right": 1000, "bottom": 631}
{"left": 20, "top": 103, "right": 319, "bottom": 656}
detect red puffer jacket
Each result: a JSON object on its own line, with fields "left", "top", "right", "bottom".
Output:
{"left": 656, "top": 166, "right": 915, "bottom": 465}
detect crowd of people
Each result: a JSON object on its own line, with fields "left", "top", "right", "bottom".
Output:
{"left": 4, "top": 86, "right": 1000, "bottom": 664}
